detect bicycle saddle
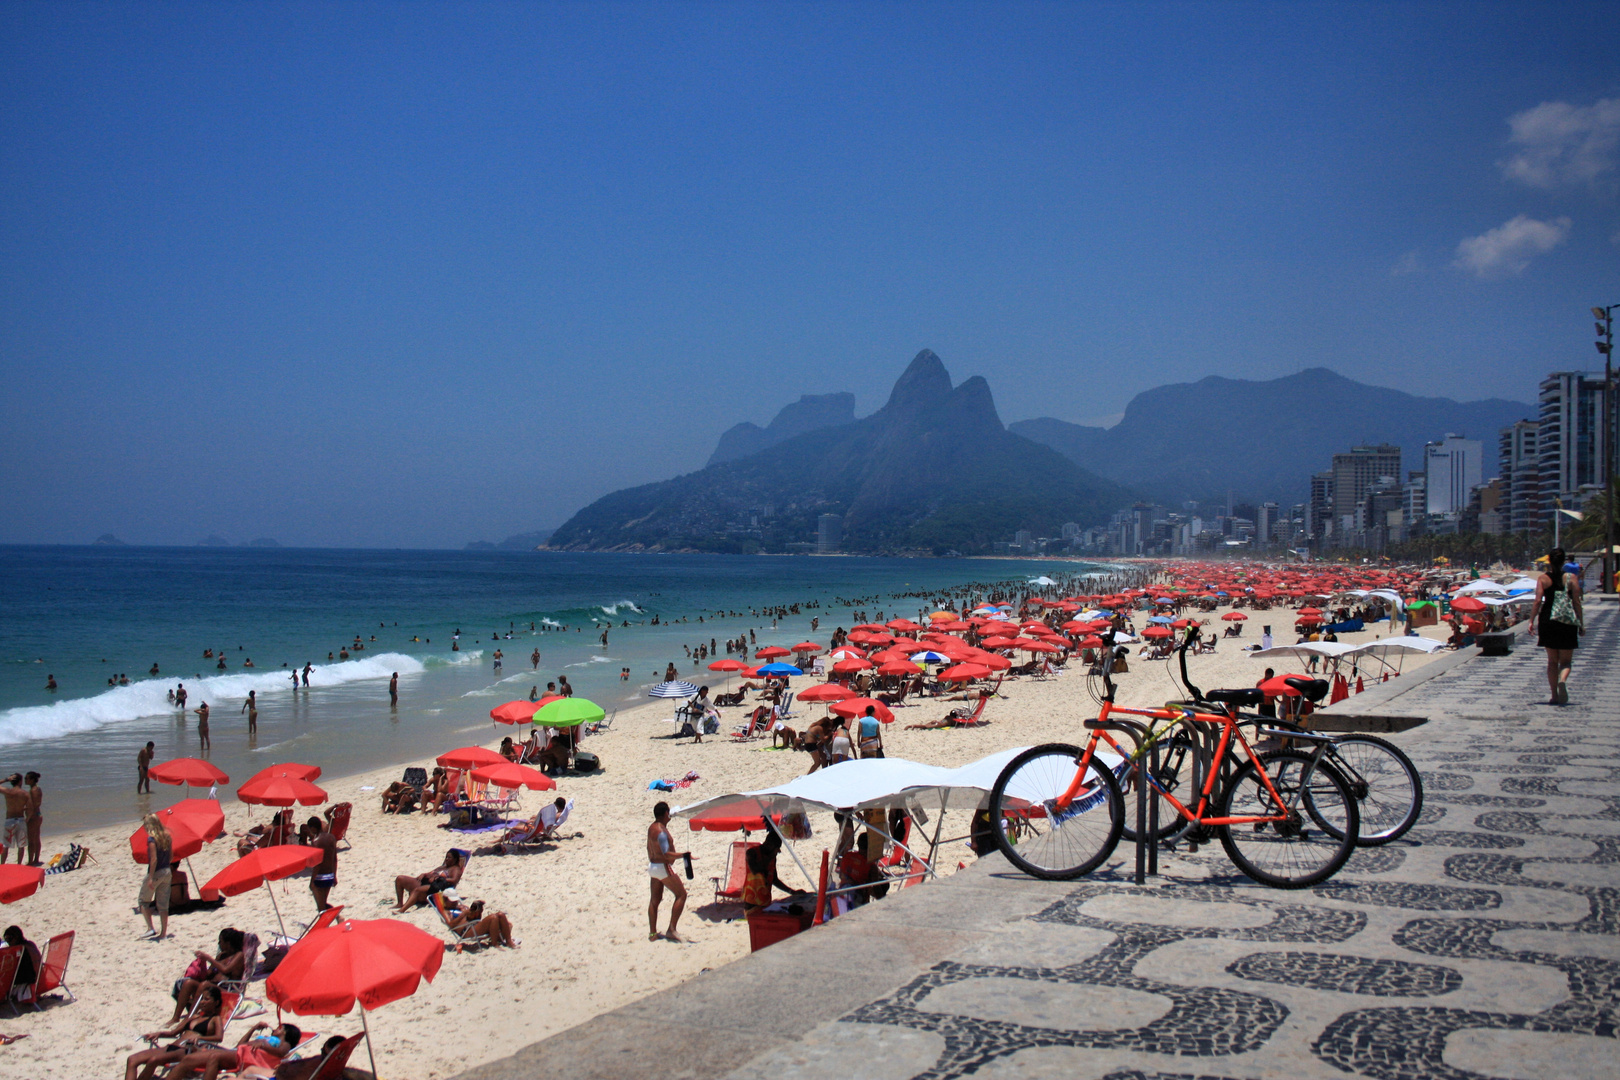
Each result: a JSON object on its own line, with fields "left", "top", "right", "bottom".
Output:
{"left": 1203, "top": 688, "right": 1264, "bottom": 708}
{"left": 1283, "top": 677, "right": 1330, "bottom": 703}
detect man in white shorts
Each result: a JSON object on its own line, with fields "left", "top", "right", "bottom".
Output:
{"left": 1, "top": 774, "right": 27, "bottom": 864}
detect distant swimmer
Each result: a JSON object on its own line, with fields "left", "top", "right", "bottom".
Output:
{"left": 558, "top": 675, "right": 573, "bottom": 697}
{"left": 452, "top": 641, "right": 459, "bottom": 652}
{"left": 531, "top": 649, "right": 540, "bottom": 669}
{"left": 389, "top": 672, "right": 398, "bottom": 707}
{"left": 137, "top": 741, "right": 155, "bottom": 793}
{"left": 203, "top": 649, "right": 213, "bottom": 659}
{"left": 194, "top": 703, "right": 211, "bottom": 749}
{"left": 150, "top": 663, "right": 160, "bottom": 676}
{"left": 493, "top": 650, "right": 503, "bottom": 671}
{"left": 44, "top": 674, "right": 56, "bottom": 691}
{"left": 600, "top": 629, "right": 609, "bottom": 647}
{"left": 302, "top": 663, "right": 312, "bottom": 687}
{"left": 242, "top": 690, "right": 257, "bottom": 733}
{"left": 528, "top": 685, "right": 539, "bottom": 702}
{"left": 242, "top": 658, "right": 254, "bottom": 668}
{"left": 291, "top": 669, "right": 300, "bottom": 690}
{"left": 216, "top": 656, "right": 227, "bottom": 670}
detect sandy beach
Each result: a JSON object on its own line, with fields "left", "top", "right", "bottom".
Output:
{"left": 4, "top": 609, "right": 1454, "bottom": 1080}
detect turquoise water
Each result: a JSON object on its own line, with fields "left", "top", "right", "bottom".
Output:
{"left": 0, "top": 546, "right": 1107, "bottom": 831}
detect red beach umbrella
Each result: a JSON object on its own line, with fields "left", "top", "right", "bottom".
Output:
{"left": 266, "top": 916, "right": 444, "bottom": 1079}
{"left": 489, "top": 700, "right": 542, "bottom": 724}
{"left": 790, "top": 642, "right": 822, "bottom": 653}
{"left": 708, "top": 659, "right": 748, "bottom": 672}
{"left": 436, "top": 746, "right": 506, "bottom": 770}
{"left": 798, "top": 683, "right": 856, "bottom": 703}
{"left": 877, "top": 661, "right": 921, "bottom": 676}
{"left": 129, "top": 798, "right": 225, "bottom": 864}
{"left": 149, "top": 758, "right": 230, "bottom": 789}
{"left": 0, "top": 865, "right": 45, "bottom": 903}
{"left": 754, "top": 646, "right": 791, "bottom": 660}
{"left": 1449, "top": 597, "right": 1488, "bottom": 613}
{"left": 935, "top": 620, "right": 973, "bottom": 632}
{"left": 829, "top": 697, "right": 895, "bottom": 723}
{"left": 831, "top": 658, "right": 874, "bottom": 674}
{"left": 885, "top": 619, "right": 924, "bottom": 633}
{"left": 238, "top": 772, "right": 328, "bottom": 807}
{"left": 1141, "top": 626, "right": 1172, "bottom": 639}
{"left": 245, "top": 762, "right": 322, "bottom": 785}
{"left": 827, "top": 646, "right": 867, "bottom": 660}
{"left": 204, "top": 844, "right": 324, "bottom": 938}
{"left": 471, "top": 762, "right": 556, "bottom": 790}
{"left": 1221, "top": 612, "right": 1247, "bottom": 621}
{"left": 1018, "top": 640, "right": 1063, "bottom": 653}
{"left": 1078, "top": 635, "right": 1104, "bottom": 649}
{"left": 938, "top": 663, "right": 992, "bottom": 682}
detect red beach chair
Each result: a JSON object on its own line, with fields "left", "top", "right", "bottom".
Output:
{"left": 20, "top": 931, "right": 74, "bottom": 1011}
{"left": 711, "top": 840, "right": 759, "bottom": 904}
{"left": 323, "top": 803, "right": 352, "bottom": 850}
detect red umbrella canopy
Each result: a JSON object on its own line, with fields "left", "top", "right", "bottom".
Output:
{"left": 1298, "top": 607, "right": 1324, "bottom": 616}
{"left": 149, "top": 757, "right": 230, "bottom": 788}
{"left": 708, "top": 658, "right": 748, "bottom": 671}
{"left": 790, "top": 642, "right": 822, "bottom": 653}
{"left": 877, "top": 661, "right": 921, "bottom": 676}
{"left": 490, "top": 700, "right": 542, "bottom": 724}
{"left": 267, "top": 917, "right": 443, "bottom": 1015}
{"left": 868, "top": 649, "right": 915, "bottom": 664}
{"left": 471, "top": 762, "right": 556, "bottom": 790}
{"left": 1450, "top": 597, "right": 1488, "bottom": 613}
{"left": 934, "top": 620, "right": 973, "bottom": 632}
{"left": 1078, "top": 635, "right": 1104, "bottom": 649}
{"left": 938, "top": 662, "right": 992, "bottom": 682}
{"left": 830, "top": 698, "right": 896, "bottom": 723}
{"left": 1221, "top": 612, "right": 1248, "bottom": 621}
{"left": 798, "top": 683, "right": 856, "bottom": 703}
{"left": 885, "top": 619, "right": 924, "bottom": 633}
{"left": 437, "top": 746, "right": 506, "bottom": 769}
{"left": 1017, "top": 639, "right": 1063, "bottom": 653}
{"left": 1296, "top": 614, "right": 1323, "bottom": 624}
{"left": 1142, "top": 626, "right": 1173, "bottom": 639}
{"left": 0, "top": 865, "right": 45, "bottom": 903}
{"left": 849, "top": 623, "right": 887, "bottom": 632}
{"left": 827, "top": 646, "right": 867, "bottom": 660}
{"left": 754, "top": 646, "right": 791, "bottom": 660}
{"left": 130, "top": 798, "right": 225, "bottom": 864}
{"left": 831, "top": 658, "right": 874, "bottom": 674}
{"left": 847, "top": 631, "right": 893, "bottom": 645}
{"left": 205, "top": 845, "right": 324, "bottom": 897}
{"left": 1171, "top": 619, "right": 1193, "bottom": 629}
{"left": 238, "top": 772, "right": 328, "bottom": 807}
{"left": 245, "top": 762, "right": 322, "bottom": 785}
{"left": 960, "top": 649, "right": 1013, "bottom": 671}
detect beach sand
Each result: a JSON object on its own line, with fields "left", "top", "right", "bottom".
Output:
{"left": 5, "top": 613, "right": 1453, "bottom": 1080}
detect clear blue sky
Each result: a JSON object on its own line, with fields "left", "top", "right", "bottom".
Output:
{"left": 3, "top": 2, "right": 1617, "bottom": 547}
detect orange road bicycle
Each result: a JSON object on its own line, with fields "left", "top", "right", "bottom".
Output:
{"left": 989, "top": 636, "right": 1360, "bottom": 889}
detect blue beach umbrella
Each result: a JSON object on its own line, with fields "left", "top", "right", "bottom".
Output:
{"left": 649, "top": 681, "right": 699, "bottom": 699}
{"left": 755, "top": 662, "right": 801, "bottom": 677}
{"left": 909, "top": 651, "right": 950, "bottom": 663}
{"left": 1147, "top": 615, "right": 1173, "bottom": 624}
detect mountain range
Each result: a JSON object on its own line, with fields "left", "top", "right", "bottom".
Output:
{"left": 547, "top": 351, "right": 1126, "bottom": 555}
{"left": 1008, "top": 368, "right": 1533, "bottom": 509}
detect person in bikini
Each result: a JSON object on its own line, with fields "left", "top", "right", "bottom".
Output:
{"left": 393, "top": 849, "right": 463, "bottom": 912}
{"left": 124, "top": 984, "right": 224, "bottom": 1080}
{"left": 161, "top": 1019, "right": 299, "bottom": 1079}
{"left": 646, "top": 802, "right": 689, "bottom": 942}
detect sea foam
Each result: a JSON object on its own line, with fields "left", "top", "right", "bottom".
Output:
{"left": 0, "top": 652, "right": 428, "bottom": 749}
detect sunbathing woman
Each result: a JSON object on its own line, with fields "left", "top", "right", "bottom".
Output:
{"left": 905, "top": 690, "right": 991, "bottom": 730}
{"left": 393, "top": 849, "right": 464, "bottom": 912}
{"left": 162, "top": 1019, "right": 299, "bottom": 1080}
{"left": 381, "top": 781, "right": 417, "bottom": 814}
{"left": 169, "top": 927, "right": 246, "bottom": 1023}
{"left": 125, "top": 985, "right": 223, "bottom": 1080}
{"left": 422, "top": 767, "right": 459, "bottom": 813}
{"left": 447, "top": 898, "right": 518, "bottom": 947}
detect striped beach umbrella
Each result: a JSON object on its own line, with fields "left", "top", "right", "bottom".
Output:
{"left": 649, "top": 681, "right": 699, "bottom": 698}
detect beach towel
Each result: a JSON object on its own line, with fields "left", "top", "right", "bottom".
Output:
{"left": 44, "top": 843, "right": 88, "bottom": 875}
{"left": 648, "top": 771, "right": 701, "bottom": 792}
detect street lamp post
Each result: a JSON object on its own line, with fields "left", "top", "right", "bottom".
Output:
{"left": 1596, "top": 305, "right": 1616, "bottom": 594}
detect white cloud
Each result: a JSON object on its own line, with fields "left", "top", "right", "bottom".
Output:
{"left": 1453, "top": 215, "right": 1571, "bottom": 278}
{"left": 1499, "top": 98, "right": 1620, "bottom": 188}
{"left": 1390, "top": 251, "right": 1422, "bottom": 276}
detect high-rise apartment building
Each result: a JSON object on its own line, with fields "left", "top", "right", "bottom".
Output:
{"left": 816, "top": 513, "right": 842, "bottom": 553}
{"left": 1331, "top": 445, "right": 1401, "bottom": 531}
{"left": 1498, "top": 420, "right": 1540, "bottom": 534}
{"left": 1424, "top": 434, "right": 1483, "bottom": 516}
{"left": 1308, "top": 471, "right": 1334, "bottom": 542}
{"left": 1537, "top": 372, "right": 1609, "bottom": 526}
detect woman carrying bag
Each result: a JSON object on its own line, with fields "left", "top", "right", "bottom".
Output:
{"left": 1529, "top": 547, "right": 1584, "bottom": 705}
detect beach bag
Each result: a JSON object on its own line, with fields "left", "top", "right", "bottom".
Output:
{"left": 1549, "top": 576, "right": 1581, "bottom": 627}
{"left": 573, "top": 751, "right": 599, "bottom": 773}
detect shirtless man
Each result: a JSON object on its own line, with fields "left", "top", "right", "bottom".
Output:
{"left": 388, "top": 671, "right": 398, "bottom": 706}
{"left": 138, "top": 741, "right": 155, "bottom": 793}
{"left": 194, "top": 703, "right": 211, "bottom": 750}
{"left": 646, "top": 802, "right": 690, "bottom": 942}
{"left": 308, "top": 816, "right": 338, "bottom": 912}
{"left": 24, "top": 772, "right": 42, "bottom": 866}
{"left": 1, "top": 775, "right": 26, "bottom": 864}
{"left": 175, "top": 683, "right": 187, "bottom": 710}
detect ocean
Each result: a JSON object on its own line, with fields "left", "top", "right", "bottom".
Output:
{"left": 0, "top": 546, "right": 1110, "bottom": 832}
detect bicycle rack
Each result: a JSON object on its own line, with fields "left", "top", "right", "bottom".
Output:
{"left": 1085, "top": 717, "right": 1160, "bottom": 884}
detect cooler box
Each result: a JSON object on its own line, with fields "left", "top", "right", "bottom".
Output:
{"left": 745, "top": 904, "right": 813, "bottom": 952}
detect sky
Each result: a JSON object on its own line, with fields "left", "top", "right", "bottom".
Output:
{"left": 3, "top": 1, "right": 1618, "bottom": 548}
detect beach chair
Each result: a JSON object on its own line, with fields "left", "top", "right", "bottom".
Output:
{"left": 304, "top": 1032, "right": 365, "bottom": 1080}
{"left": 18, "top": 931, "right": 74, "bottom": 1012}
{"left": 430, "top": 892, "right": 489, "bottom": 951}
{"left": 730, "top": 706, "right": 770, "bottom": 741}
{"left": 0, "top": 945, "right": 20, "bottom": 1017}
{"left": 583, "top": 710, "right": 615, "bottom": 735}
{"left": 711, "top": 840, "right": 758, "bottom": 904}
{"left": 773, "top": 691, "right": 797, "bottom": 722}
{"left": 323, "top": 802, "right": 352, "bottom": 850}
{"left": 947, "top": 695, "right": 990, "bottom": 728}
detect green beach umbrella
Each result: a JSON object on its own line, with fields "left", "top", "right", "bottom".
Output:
{"left": 532, "top": 697, "right": 605, "bottom": 728}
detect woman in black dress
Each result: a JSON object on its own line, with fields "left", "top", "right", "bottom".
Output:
{"left": 1529, "top": 547, "right": 1584, "bottom": 705}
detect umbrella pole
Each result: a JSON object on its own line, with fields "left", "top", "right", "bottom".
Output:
{"left": 264, "top": 879, "right": 288, "bottom": 940}
{"left": 362, "top": 1009, "right": 379, "bottom": 1080}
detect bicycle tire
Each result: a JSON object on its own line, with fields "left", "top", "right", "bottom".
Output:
{"left": 1120, "top": 730, "right": 1195, "bottom": 844}
{"left": 1216, "top": 748, "right": 1358, "bottom": 889}
{"left": 1320, "top": 734, "right": 1423, "bottom": 845}
{"left": 990, "top": 742, "right": 1124, "bottom": 880}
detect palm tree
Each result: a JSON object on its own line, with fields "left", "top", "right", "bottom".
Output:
{"left": 1565, "top": 479, "right": 1617, "bottom": 552}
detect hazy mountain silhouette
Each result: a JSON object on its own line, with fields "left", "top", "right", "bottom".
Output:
{"left": 1009, "top": 368, "right": 1533, "bottom": 508}
{"left": 549, "top": 350, "right": 1127, "bottom": 554}
{"left": 707, "top": 393, "right": 857, "bottom": 465}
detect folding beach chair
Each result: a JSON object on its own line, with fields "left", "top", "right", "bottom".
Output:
{"left": 711, "top": 840, "right": 758, "bottom": 904}
{"left": 323, "top": 802, "right": 352, "bottom": 850}
{"left": 18, "top": 931, "right": 74, "bottom": 1012}
{"left": 304, "top": 1032, "right": 365, "bottom": 1080}
{"left": 774, "top": 691, "right": 797, "bottom": 722}
{"left": 430, "top": 892, "right": 489, "bottom": 951}
{"left": 0, "top": 945, "right": 20, "bottom": 1017}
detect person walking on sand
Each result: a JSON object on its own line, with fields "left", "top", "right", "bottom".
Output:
{"left": 138, "top": 813, "right": 173, "bottom": 940}
{"left": 24, "top": 772, "right": 42, "bottom": 866}
{"left": 194, "top": 702, "right": 211, "bottom": 750}
{"left": 138, "top": 741, "right": 155, "bottom": 793}
{"left": 308, "top": 816, "right": 338, "bottom": 912}
{"left": 647, "top": 802, "right": 690, "bottom": 942}
{"left": 241, "top": 690, "right": 257, "bottom": 734}
{"left": 389, "top": 671, "right": 398, "bottom": 707}
{"left": 1529, "top": 546, "right": 1585, "bottom": 705}
{"left": 1, "top": 775, "right": 25, "bottom": 864}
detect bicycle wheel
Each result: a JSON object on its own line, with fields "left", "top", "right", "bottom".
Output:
{"left": 990, "top": 742, "right": 1124, "bottom": 880}
{"left": 1216, "top": 749, "right": 1358, "bottom": 889}
{"left": 1121, "top": 730, "right": 1194, "bottom": 844}
{"left": 1322, "top": 734, "right": 1423, "bottom": 845}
